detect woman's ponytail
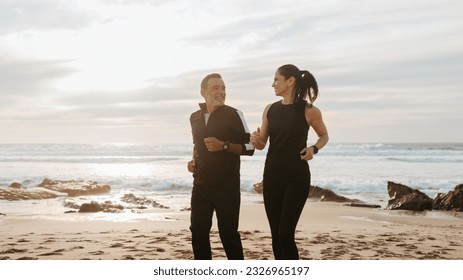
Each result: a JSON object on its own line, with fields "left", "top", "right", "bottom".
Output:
{"left": 298, "top": 70, "right": 318, "bottom": 103}
{"left": 277, "top": 64, "right": 319, "bottom": 104}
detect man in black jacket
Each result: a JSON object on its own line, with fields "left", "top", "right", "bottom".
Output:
{"left": 188, "top": 73, "right": 255, "bottom": 260}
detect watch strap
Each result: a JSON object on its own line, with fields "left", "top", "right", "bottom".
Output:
{"left": 223, "top": 141, "right": 230, "bottom": 151}
{"left": 311, "top": 145, "right": 319, "bottom": 154}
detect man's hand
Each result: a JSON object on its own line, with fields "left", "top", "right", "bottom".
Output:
{"left": 187, "top": 160, "right": 196, "bottom": 173}
{"left": 204, "top": 137, "right": 224, "bottom": 152}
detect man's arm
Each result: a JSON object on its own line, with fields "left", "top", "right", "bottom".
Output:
{"left": 234, "top": 109, "right": 255, "bottom": 156}
{"left": 203, "top": 138, "right": 248, "bottom": 156}
{"left": 202, "top": 109, "right": 255, "bottom": 156}
{"left": 250, "top": 104, "right": 271, "bottom": 150}
{"left": 187, "top": 145, "right": 196, "bottom": 173}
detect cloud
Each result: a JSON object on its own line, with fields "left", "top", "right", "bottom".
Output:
{"left": 0, "top": 55, "right": 73, "bottom": 109}
{"left": 0, "top": 0, "right": 462, "bottom": 143}
{"left": 0, "top": 0, "right": 98, "bottom": 33}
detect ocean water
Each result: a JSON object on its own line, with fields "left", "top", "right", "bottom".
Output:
{"left": 0, "top": 143, "right": 462, "bottom": 221}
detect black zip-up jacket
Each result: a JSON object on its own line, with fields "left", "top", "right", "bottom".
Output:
{"left": 190, "top": 103, "right": 254, "bottom": 187}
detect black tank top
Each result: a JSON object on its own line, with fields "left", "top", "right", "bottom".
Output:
{"left": 264, "top": 100, "right": 310, "bottom": 178}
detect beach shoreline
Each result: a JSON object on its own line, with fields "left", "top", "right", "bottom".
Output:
{"left": 1, "top": 200, "right": 462, "bottom": 260}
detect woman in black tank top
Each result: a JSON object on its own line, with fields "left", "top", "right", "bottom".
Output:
{"left": 250, "top": 64, "right": 329, "bottom": 260}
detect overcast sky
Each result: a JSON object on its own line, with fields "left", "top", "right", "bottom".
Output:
{"left": 1, "top": 0, "right": 462, "bottom": 144}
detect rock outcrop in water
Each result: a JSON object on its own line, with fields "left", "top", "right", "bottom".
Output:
{"left": 121, "top": 193, "right": 169, "bottom": 209}
{"left": 1, "top": 179, "right": 170, "bottom": 214}
{"left": 0, "top": 178, "right": 111, "bottom": 201}
{"left": 39, "top": 178, "right": 111, "bottom": 197}
{"left": 64, "top": 194, "right": 170, "bottom": 213}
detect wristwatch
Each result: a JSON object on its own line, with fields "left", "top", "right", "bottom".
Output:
{"left": 223, "top": 141, "right": 230, "bottom": 151}
{"left": 311, "top": 145, "right": 319, "bottom": 154}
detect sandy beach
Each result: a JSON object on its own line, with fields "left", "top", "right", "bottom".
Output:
{"left": 1, "top": 200, "right": 462, "bottom": 260}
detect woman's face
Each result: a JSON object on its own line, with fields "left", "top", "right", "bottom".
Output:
{"left": 272, "top": 72, "right": 294, "bottom": 97}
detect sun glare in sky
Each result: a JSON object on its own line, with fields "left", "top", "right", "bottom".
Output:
{"left": 1, "top": 0, "right": 462, "bottom": 144}
{"left": 3, "top": 2, "right": 239, "bottom": 92}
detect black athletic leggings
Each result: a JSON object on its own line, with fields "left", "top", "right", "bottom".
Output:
{"left": 263, "top": 174, "right": 309, "bottom": 260}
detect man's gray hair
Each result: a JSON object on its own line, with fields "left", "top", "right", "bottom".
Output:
{"left": 201, "top": 73, "right": 222, "bottom": 90}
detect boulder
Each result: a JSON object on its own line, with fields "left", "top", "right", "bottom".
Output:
{"left": 386, "top": 181, "right": 433, "bottom": 211}
{"left": 8, "top": 182, "right": 22, "bottom": 189}
{"left": 253, "top": 182, "right": 362, "bottom": 203}
{"left": 253, "top": 182, "right": 263, "bottom": 194}
{"left": 309, "top": 185, "right": 358, "bottom": 203}
{"left": 387, "top": 181, "right": 416, "bottom": 198}
{"left": 1, "top": 178, "right": 111, "bottom": 201}
{"left": 79, "top": 201, "right": 103, "bottom": 212}
{"left": 121, "top": 193, "right": 169, "bottom": 209}
{"left": 39, "top": 178, "right": 111, "bottom": 197}
{"left": 79, "top": 201, "right": 124, "bottom": 213}
{"left": 433, "top": 184, "right": 463, "bottom": 211}
{"left": 0, "top": 188, "right": 59, "bottom": 201}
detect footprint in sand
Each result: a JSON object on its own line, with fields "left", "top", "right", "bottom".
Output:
{"left": 17, "top": 238, "right": 30, "bottom": 243}
{"left": 396, "top": 244, "right": 418, "bottom": 250}
{"left": 42, "top": 238, "right": 57, "bottom": 244}
{"left": 38, "top": 249, "right": 66, "bottom": 256}
{"left": 110, "top": 243, "right": 124, "bottom": 248}
{"left": 88, "top": 250, "right": 105, "bottom": 255}
{"left": 1, "top": 248, "right": 28, "bottom": 254}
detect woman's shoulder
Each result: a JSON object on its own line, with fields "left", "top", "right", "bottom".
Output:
{"left": 265, "top": 101, "right": 280, "bottom": 112}
{"left": 304, "top": 101, "right": 321, "bottom": 110}
{"left": 263, "top": 101, "right": 279, "bottom": 111}
{"left": 304, "top": 102, "right": 322, "bottom": 119}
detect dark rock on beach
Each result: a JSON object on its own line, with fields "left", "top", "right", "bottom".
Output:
{"left": 309, "top": 185, "right": 362, "bottom": 203}
{"left": 8, "top": 182, "right": 22, "bottom": 189}
{"left": 253, "top": 182, "right": 263, "bottom": 194}
{"left": 79, "top": 201, "right": 124, "bottom": 213}
{"left": 433, "top": 184, "right": 463, "bottom": 211}
{"left": 386, "top": 181, "right": 433, "bottom": 211}
{"left": 71, "top": 193, "right": 170, "bottom": 214}
{"left": 39, "top": 178, "right": 111, "bottom": 197}
{"left": 121, "top": 193, "right": 169, "bottom": 209}
{"left": 0, "top": 178, "right": 111, "bottom": 201}
{"left": 0, "top": 187, "right": 59, "bottom": 201}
